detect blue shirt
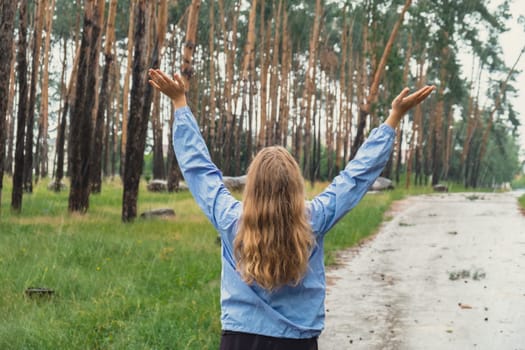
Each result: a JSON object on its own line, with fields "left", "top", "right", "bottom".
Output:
{"left": 172, "top": 106, "right": 395, "bottom": 339}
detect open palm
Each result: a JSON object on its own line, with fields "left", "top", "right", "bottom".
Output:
{"left": 391, "top": 85, "right": 436, "bottom": 116}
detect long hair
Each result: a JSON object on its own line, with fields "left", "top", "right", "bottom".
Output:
{"left": 234, "top": 146, "right": 315, "bottom": 291}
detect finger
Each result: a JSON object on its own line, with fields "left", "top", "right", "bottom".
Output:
{"left": 149, "top": 69, "right": 167, "bottom": 86}
{"left": 148, "top": 80, "right": 162, "bottom": 90}
{"left": 418, "top": 85, "right": 435, "bottom": 100}
{"left": 156, "top": 69, "right": 174, "bottom": 85}
{"left": 148, "top": 69, "right": 158, "bottom": 80}
{"left": 173, "top": 74, "right": 186, "bottom": 89}
{"left": 394, "top": 87, "right": 410, "bottom": 104}
{"left": 148, "top": 69, "right": 169, "bottom": 88}
{"left": 412, "top": 85, "right": 433, "bottom": 100}
{"left": 149, "top": 68, "right": 163, "bottom": 78}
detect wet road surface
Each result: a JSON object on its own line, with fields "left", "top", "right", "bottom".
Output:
{"left": 319, "top": 192, "right": 525, "bottom": 350}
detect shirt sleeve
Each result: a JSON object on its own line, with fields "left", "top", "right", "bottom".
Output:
{"left": 308, "top": 123, "right": 395, "bottom": 236}
{"left": 172, "top": 106, "right": 241, "bottom": 235}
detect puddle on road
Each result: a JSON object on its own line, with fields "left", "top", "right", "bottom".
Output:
{"left": 465, "top": 194, "right": 485, "bottom": 201}
{"left": 448, "top": 268, "right": 486, "bottom": 281}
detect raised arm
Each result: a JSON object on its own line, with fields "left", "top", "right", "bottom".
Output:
{"left": 148, "top": 69, "right": 240, "bottom": 232}
{"left": 309, "top": 85, "right": 435, "bottom": 236}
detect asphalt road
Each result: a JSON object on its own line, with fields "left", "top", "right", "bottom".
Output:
{"left": 319, "top": 192, "right": 525, "bottom": 350}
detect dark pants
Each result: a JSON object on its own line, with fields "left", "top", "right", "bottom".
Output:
{"left": 220, "top": 330, "right": 318, "bottom": 350}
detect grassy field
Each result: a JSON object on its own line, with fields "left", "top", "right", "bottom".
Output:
{"left": 0, "top": 177, "right": 438, "bottom": 349}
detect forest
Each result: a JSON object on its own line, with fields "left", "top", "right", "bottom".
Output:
{"left": 0, "top": 0, "right": 523, "bottom": 221}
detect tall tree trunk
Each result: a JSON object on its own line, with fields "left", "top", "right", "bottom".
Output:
{"left": 292, "top": 70, "right": 300, "bottom": 159}
{"left": 236, "top": 0, "right": 257, "bottom": 173}
{"left": 302, "top": 0, "right": 322, "bottom": 180}
{"left": 311, "top": 83, "right": 320, "bottom": 185}
{"left": 121, "top": 0, "right": 136, "bottom": 177}
{"left": 206, "top": 1, "right": 216, "bottom": 153}
{"left": 68, "top": 0, "right": 104, "bottom": 212}
{"left": 350, "top": 0, "right": 412, "bottom": 160}
{"left": 316, "top": 88, "right": 322, "bottom": 181}
{"left": 424, "top": 90, "right": 435, "bottom": 184}
{"left": 268, "top": 0, "right": 283, "bottom": 146}
{"left": 110, "top": 49, "right": 120, "bottom": 178}
{"left": 103, "top": 47, "right": 117, "bottom": 178}
{"left": 336, "top": 12, "right": 349, "bottom": 171}
{"left": 227, "top": 2, "right": 240, "bottom": 174}
{"left": 431, "top": 39, "right": 449, "bottom": 186}
{"left": 150, "top": 0, "right": 168, "bottom": 180}
{"left": 325, "top": 73, "right": 335, "bottom": 180}
{"left": 91, "top": 0, "right": 117, "bottom": 193}
{"left": 74, "top": 0, "right": 82, "bottom": 49}
{"left": 180, "top": 0, "right": 201, "bottom": 92}
{"left": 53, "top": 39, "right": 68, "bottom": 184}
{"left": 218, "top": 0, "right": 239, "bottom": 174}
{"left": 415, "top": 50, "right": 428, "bottom": 186}
{"left": 167, "top": 103, "right": 183, "bottom": 192}
{"left": 353, "top": 25, "right": 368, "bottom": 161}
{"left": 151, "top": 91, "right": 165, "bottom": 179}
{"left": 35, "top": 0, "right": 56, "bottom": 182}
{"left": 23, "top": 0, "right": 46, "bottom": 193}
{"left": 257, "top": 0, "right": 269, "bottom": 151}
{"left": 246, "top": 52, "right": 256, "bottom": 169}
{"left": 5, "top": 42, "right": 17, "bottom": 176}
{"left": 36, "top": 0, "right": 55, "bottom": 177}
{"left": 279, "top": 10, "right": 291, "bottom": 148}
{"left": 0, "top": 0, "right": 18, "bottom": 207}
{"left": 461, "top": 96, "right": 476, "bottom": 174}
{"left": 122, "top": 0, "right": 152, "bottom": 221}
{"left": 55, "top": 44, "right": 81, "bottom": 191}
{"left": 12, "top": 0, "right": 29, "bottom": 212}
{"left": 166, "top": 28, "right": 181, "bottom": 192}
{"left": 342, "top": 39, "right": 355, "bottom": 167}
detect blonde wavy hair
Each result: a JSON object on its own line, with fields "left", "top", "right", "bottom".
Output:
{"left": 234, "top": 146, "right": 315, "bottom": 291}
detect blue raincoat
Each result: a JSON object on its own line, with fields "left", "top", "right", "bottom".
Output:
{"left": 172, "top": 106, "right": 395, "bottom": 339}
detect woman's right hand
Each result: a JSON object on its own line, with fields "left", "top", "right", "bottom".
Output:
{"left": 148, "top": 69, "right": 187, "bottom": 109}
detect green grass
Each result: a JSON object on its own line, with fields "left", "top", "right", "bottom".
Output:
{"left": 0, "top": 177, "right": 437, "bottom": 349}
{"left": 518, "top": 194, "right": 525, "bottom": 211}
{"left": 1, "top": 178, "right": 221, "bottom": 349}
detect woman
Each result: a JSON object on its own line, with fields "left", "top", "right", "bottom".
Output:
{"left": 148, "top": 68, "right": 435, "bottom": 350}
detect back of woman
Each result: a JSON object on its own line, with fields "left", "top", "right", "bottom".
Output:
{"left": 148, "top": 68, "right": 435, "bottom": 349}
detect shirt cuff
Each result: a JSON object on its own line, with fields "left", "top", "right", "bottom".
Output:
{"left": 378, "top": 123, "right": 396, "bottom": 136}
{"left": 174, "top": 105, "right": 192, "bottom": 117}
